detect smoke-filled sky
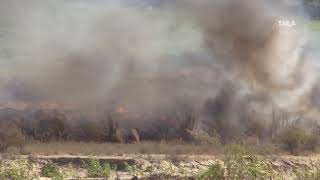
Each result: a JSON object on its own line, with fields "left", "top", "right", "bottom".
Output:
{"left": 0, "top": 0, "right": 318, "bottom": 115}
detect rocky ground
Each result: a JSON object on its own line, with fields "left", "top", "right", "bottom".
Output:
{"left": 0, "top": 154, "right": 320, "bottom": 179}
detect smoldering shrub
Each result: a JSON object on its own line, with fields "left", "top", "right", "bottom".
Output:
{"left": 201, "top": 84, "right": 243, "bottom": 142}
{"left": 173, "top": 101, "right": 198, "bottom": 140}
{"left": 33, "top": 110, "right": 67, "bottom": 141}
{"left": 201, "top": 84, "right": 293, "bottom": 143}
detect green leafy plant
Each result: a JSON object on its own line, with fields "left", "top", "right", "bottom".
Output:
{"left": 40, "top": 163, "right": 63, "bottom": 180}
{"left": 224, "top": 145, "right": 274, "bottom": 180}
{"left": 197, "top": 163, "right": 225, "bottom": 180}
{"left": 0, "top": 167, "right": 29, "bottom": 180}
{"left": 124, "top": 162, "right": 143, "bottom": 177}
{"left": 83, "top": 156, "right": 110, "bottom": 178}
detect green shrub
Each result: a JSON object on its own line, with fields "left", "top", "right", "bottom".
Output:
{"left": 197, "top": 163, "right": 225, "bottom": 180}
{"left": 0, "top": 167, "right": 28, "bottom": 180}
{"left": 40, "top": 163, "right": 63, "bottom": 180}
{"left": 83, "top": 157, "right": 110, "bottom": 178}
{"left": 224, "top": 145, "right": 274, "bottom": 180}
{"left": 124, "top": 162, "right": 143, "bottom": 177}
{"left": 196, "top": 145, "right": 274, "bottom": 180}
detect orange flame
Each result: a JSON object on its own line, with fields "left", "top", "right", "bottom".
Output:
{"left": 115, "top": 106, "right": 129, "bottom": 114}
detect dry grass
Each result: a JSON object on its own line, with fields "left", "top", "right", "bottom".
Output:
{"left": 23, "top": 141, "right": 286, "bottom": 156}
{"left": 24, "top": 141, "right": 224, "bottom": 156}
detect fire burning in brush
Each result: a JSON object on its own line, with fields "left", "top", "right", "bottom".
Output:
{"left": 115, "top": 106, "right": 129, "bottom": 114}
{"left": 0, "top": 0, "right": 318, "bottom": 144}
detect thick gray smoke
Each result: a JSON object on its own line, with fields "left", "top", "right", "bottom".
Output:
{"left": 0, "top": 0, "right": 318, "bottom": 118}
{"left": 1, "top": 0, "right": 207, "bottom": 111}
{"left": 184, "top": 0, "right": 316, "bottom": 110}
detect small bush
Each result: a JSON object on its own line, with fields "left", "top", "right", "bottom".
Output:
{"left": 124, "top": 162, "right": 144, "bottom": 177}
{"left": 0, "top": 122, "right": 25, "bottom": 152}
{"left": 305, "top": 133, "right": 319, "bottom": 152}
{"left": 0, "top": 167, "right": 29, "bottom": 180}
{"left": 196, "top": 144, "right": 274, "bottom": 180}
{"left": 83, "top": 156, "right": 110, "bottom": 178}
{"left": 40, "top": 163, "right": 63, "bottom": 180}
{"left": 279, "top": 125, "right": 319, "bottom": 154}
{"left": 197, "top": 163, "right": 225, "bottom": 180}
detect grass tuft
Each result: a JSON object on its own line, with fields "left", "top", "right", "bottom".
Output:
{"left": 197, "top": 163, "right": 225, "bottom": 180}
{"left": 83, "top": 156, "right": 111, "bottom": 178}
{"left": 40, "top": 162, "right": 63, "bottom": 180}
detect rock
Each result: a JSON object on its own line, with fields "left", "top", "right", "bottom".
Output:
{"left": 158, "top": 160, "right": 179, "bottom": 173}
{"left": 109, "top": 172, "right": 135, "bottom": 180}
{"left": 178, "top": 162, "right": 188, "bottom": 167}
{"left": 199, "top": 160, "right": 215, "bottom": 166}
{"left": 190, "top": 160, "right": 199, "bottom": 168}
{"left": 184, "top": 162, "right": 194, "bottom": 168}
{"left": 271, "top": 161, "right": 282, "bottom": 168}
{"left": 137, "top": 159, "right": 152, "bottom": 171}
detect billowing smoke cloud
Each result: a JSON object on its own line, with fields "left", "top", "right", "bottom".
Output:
{"left": 183, "top": 0, "right": 317, "bottom": 110}
{"left": 0, "top": 0, "right": 318, "bottom": 118}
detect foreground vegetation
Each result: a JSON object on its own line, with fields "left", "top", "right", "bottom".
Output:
{"left": 83, "top": 156, "right": 111, "bottom": 178}
{"left": 1, "top": 145, "right": 320, "bottom": 179}
{"left": 198, "top": 145, "right": 275, "bottom": 180}
{"left": 40, "top": 162, "right": 64, "bottom": 180}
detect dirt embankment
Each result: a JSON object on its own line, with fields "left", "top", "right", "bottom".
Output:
{"left": 1, "top": 154, "right": 320, "bottom": 179}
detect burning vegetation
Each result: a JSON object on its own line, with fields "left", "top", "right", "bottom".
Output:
{"left": 0, "top": 0, "right": 319, "bottom": 156}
